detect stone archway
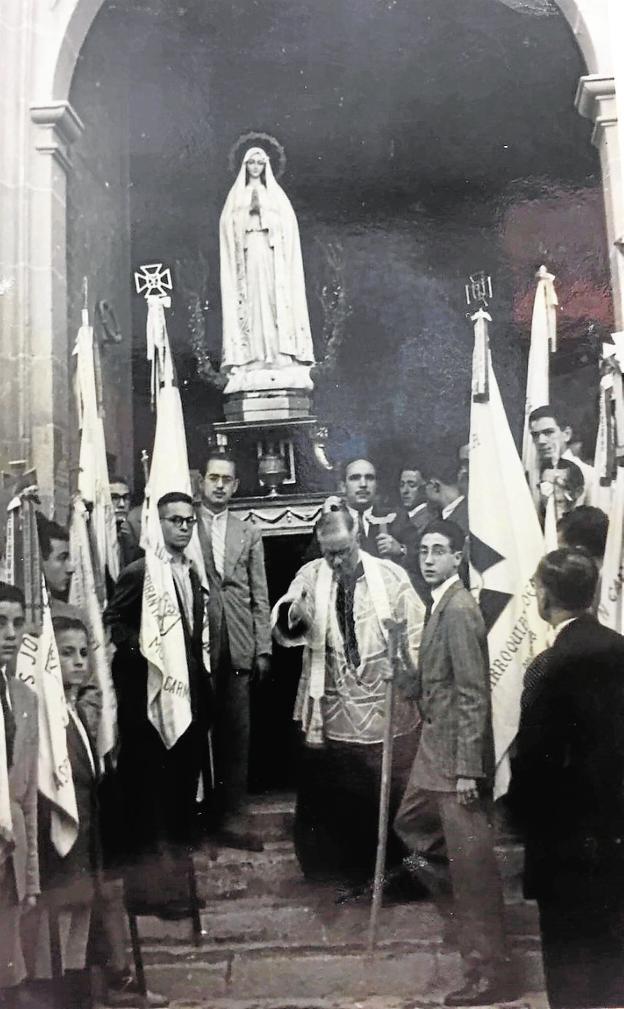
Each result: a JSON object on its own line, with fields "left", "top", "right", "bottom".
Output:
{"left": 0, "top": 0, "right": 620, "bottom": 508}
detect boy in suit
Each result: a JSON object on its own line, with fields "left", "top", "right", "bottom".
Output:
{"left": 0, "top": 582, "right": 39, "bottom": 1009}
{"left": 196, "top": 453, "right": 271, "bottom": 851}
{"left": 104, "top": 492, "right": 212, "bottom": 918}
{"left": 394, "top": 520, "right": 513, "bottom": 1007}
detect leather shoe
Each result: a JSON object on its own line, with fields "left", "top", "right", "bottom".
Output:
{"left": 443, "top": 975, "right": 518, "bottom": 1006}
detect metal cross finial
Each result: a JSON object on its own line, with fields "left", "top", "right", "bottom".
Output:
{"left": 134, "top": 263, "right": 173, "bottom": 299}
{"left": 465, "top": 271, "right": 493, "bottom": 312}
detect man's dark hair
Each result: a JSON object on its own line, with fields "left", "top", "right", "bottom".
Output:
{"left": 536, "top": 547, "right": 598, "bottom": 611}
{"left": 204, "top": 451, "right": 237, "bottom": 475}
{"left": 0, "top": 582, "right": 25, "bottom": 608}
{"left": 157, "top": 492, "right": 194, "bottom": 511}
{"left": 109, "top": 475, "right": 130, "bottom": 487}
{"left": 52, "top": 614, "right": 88, "bottom": 638}
{"left": 420, "top": 519, "right": 466, "bottom": 554}
{"left": 399, "top": 463, "right": 423, "bottom": 478}
{"left": 557, "top": 506, "right": 609, "bottom": 562}
{"left": 36, "top": 514, "right": 69, "bottom": 560}
{"left": 339, "top": 457, "right": 376, "bottom": 484}
{"left": 316, "top": 507, "right": 355, "bottom": 538}
{"left": 552, "top": 458, "right": 585, "bottom": 499}
{"left": 427, "top": 456, "right": 461, "bottom": 488}
{"left": 528, "top": 405, "right": 572, "bottom": 431}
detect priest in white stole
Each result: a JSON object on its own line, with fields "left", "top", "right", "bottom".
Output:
{"left": 272, "top": 507, "right": 425, "bottom": 891}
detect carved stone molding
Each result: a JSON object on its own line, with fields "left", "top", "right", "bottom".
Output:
{"left": 575, "top": 75, "right": 617, "bottom": 146}
{"left": 230, "top": 495, "right": 325, "bottom": 536}
{"left": 30, "top": 101, "right": 85, "bottom": 172}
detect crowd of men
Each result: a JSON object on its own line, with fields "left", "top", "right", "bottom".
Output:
{"left": 2, "top": 402, "right": 624, "bottom": 1009}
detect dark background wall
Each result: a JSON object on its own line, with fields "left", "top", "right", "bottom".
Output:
{"left": 69, "top": 0, "right": 612, "bottom": 496}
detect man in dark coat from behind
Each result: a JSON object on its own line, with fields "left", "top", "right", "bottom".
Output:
{"left": 104, "top": 492, "right": 212, "bottom": 918}
{"left": 510, "top": 547, "right": 624, "bottom": 1009}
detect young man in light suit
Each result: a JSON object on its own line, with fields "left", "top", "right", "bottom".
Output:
{"left": 196, "top": 452, "right": 272, "bottom": 851}
{"left": 394, "top": 520, "right": 513, "bottom": 1007}
{"left": 0, "top": 582, "right": 39, "bottom": 1009}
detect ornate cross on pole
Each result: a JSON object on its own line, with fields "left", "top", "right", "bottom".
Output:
{"left": 133, "top": 262, "right": 173, "bottom": 305}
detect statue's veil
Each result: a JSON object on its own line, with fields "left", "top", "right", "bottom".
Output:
{"left": 219, "top": 147, "right": 314, "bottom": 370}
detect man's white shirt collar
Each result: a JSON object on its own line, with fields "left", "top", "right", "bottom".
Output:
{"left": 552, "top": 616, "right": 579, "bottom": 641}
{"left": 347, "top": 504, "right": 373, "bottom": 532}
{"left": 206, "top": 507, "right": 228, "bottom": 522}
{"left": 442, "top": 496, "right": 465, "bottom": 520}
{"left": 408, "top": 502, "right": 428, "bottom": 519}
{"left": 431, "top": 574, "right": 461, "bottom": 614}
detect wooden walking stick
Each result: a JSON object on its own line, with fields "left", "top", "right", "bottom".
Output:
{"left": 367, "top": 616, "right": 405, "bottom": 953}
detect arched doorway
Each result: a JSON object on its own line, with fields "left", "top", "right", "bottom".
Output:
{"left": 1, "top": 0, "right": 620, "bottom": 506}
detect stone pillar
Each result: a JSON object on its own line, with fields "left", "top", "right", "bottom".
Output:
{"left": 0, "top": 2, "right": 84, "bottom": 517}
{"left": 29, "top": 102, "right": 84, "bottom": 518}
{"left": 576, "top": 75, "right": 624, "bottom": 329}
{"left": 0, "top": 1, "right": 35, "bottom": 471}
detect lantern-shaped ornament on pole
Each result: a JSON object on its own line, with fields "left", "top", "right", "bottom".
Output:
{"left": 465, "top": 271, "right": 493, "bottom": 402}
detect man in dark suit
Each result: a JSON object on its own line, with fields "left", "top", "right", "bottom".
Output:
{"left": 395, "top": 520, "right": 512, "bottom": 1007}
{"left": 104, "top": 492, "right": 212, "bottom": 918}
{"left": 424, "top": 463, "right": 468, "bottom": 532}
{"left": 510, "top": 547, "right": 624, "bottom": 1009}
{"left": 386, "top": 463, "right": 435, "bottom": 603}
{"left": 196, "top": 453, "right": 271, "bottom": 851}
{"left": 0, "top": 583, "right": 39, "bottom": 1009}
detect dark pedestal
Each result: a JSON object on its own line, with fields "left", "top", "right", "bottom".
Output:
{"left": 212, "top": 416, "right": 334, "bottom": 500}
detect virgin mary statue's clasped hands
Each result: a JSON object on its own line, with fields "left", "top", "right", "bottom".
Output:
{"left": 219, "top": 147, "right": 315, "bottom": 395}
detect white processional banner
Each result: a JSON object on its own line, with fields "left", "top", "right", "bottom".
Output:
{"left": 73, "top": 319, "right": 119, "bottom": 585}
{"left": 599, "top": 466, "right": 624, "bottom": 631}
{"left": 139, "top": 298, "right": 210, "bottom": 749}
{"left": 469, "top": 350, "right": 549, "bottom": 798}
{"left": 16, "top": 583, "right": 78, "bottom": 856}
{"left": 69, "top": 495, "right": 118, "bottom": 761}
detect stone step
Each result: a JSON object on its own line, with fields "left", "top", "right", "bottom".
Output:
{"left": 247, "top": 792, "right": 296, "bottom": 842}
{"left": 193, "top": 839, "right": 525, "bottom": 904}
{"left": 108, "top": 997, "right": 548, "bottom": 1009}
{"left": 137, "top": 894, "right": 539, "bottom": 948}
{"left": 129, "top": 935, "right": 544, "bottom": 1003}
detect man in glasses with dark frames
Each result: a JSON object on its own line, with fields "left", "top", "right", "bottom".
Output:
{"left": 104, "top": 492, "right": 212, "bottom": 922}
{"left": 196, "top": 452, "right": 271, "bottom": 852}
{"left": 109, "top": 476, "right": 143, "bottom": 569}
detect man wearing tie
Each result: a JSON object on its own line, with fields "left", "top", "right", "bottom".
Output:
{"left": 196, "top": 453, "right": 272, "bottom": 851}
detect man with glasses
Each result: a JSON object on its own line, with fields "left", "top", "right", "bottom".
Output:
{"left": 196, "top": 453, "right": 271, "bottom": 852}
{"left": 109, "top": 476, "right": 143, "bottom": 569}
{"left": 104, "top": 492, "right": 212, "bottom": 920}
{"left": 395, "top": 519, "right": 513, "bottom": 1007}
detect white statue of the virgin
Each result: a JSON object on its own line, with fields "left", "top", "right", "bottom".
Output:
{"left": 219, "top": 147, "right": 315, "bottom": 389}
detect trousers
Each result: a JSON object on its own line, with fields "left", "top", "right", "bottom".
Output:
{"left": 394, "top": 785, "right": 507, "bottom": 976}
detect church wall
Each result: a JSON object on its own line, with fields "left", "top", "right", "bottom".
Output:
{"left": 65, "top": 13, "right": 133, "bottom": 482}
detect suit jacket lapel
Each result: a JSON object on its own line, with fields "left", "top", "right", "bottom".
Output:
{"left": 197, "top": 506, "right": 220, "bottom": 585}
{"left": 421, "top": 580, "right": 463, "bottom": 654}
{"left": 224, "top": 515, "right": 245, "bottom": 579}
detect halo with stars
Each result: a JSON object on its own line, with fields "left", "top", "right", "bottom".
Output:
{"left": 228, "top": 132, "right": 287, "bottom": 180}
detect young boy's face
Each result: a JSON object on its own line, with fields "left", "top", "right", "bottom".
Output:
{"left": 56, "top": 629, "right": 89, "bottom": 696}
{"left": 0, "top": 601, "right": 26, "bottom": 668}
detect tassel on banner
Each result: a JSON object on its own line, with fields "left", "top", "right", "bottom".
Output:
{"left": 536, "top": 264, "right": 558, "bottom": 354}
{"left": 471, "top": 308, "right": 491, "bottom": 402}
